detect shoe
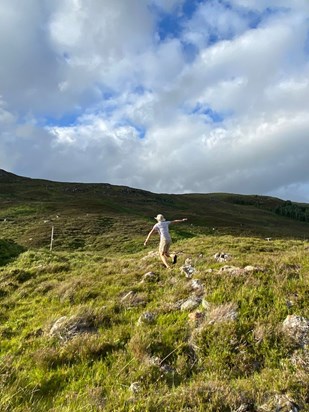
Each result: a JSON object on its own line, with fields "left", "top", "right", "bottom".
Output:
{"left": 172, "top": 254, "right": 177, "bottom": 264}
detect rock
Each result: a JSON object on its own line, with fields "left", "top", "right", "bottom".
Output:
{"left": 214, "top": 252, "right": 231, "bottom": 262}
{"left": 219, "top": 265, "right": 244, "bottom": 275}
{"left": 140, "top": 271, "right": 158, "bottom": 283}
{"left": 137, "top": 311, "right": 156, "bottom": 325}
{"left": 48, "top": 314, "right": 97, "bottom": 341}
{"left": 282, "top": 315, "right": 309, "bottom": 348}
{"left": 190, "top": 279, "right": 204, "bottom": 292}
{"left": 181, "top": 265, "right": 196, "bottom": 278}
{"left": 258, "top": 394, "right": 300, "bottom": 412}
{"left": 244, "top": 265, "right": 262, "bottom": 273}
{"left": 180, "top": 296, "right": 201, "bottom": 311}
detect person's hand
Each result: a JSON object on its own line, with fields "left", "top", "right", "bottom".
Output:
{"left": 144, "top": 241, "right": 147, "bottom": 246}
{"left": 182, "top": 218, "right": 188, "bottom": 221}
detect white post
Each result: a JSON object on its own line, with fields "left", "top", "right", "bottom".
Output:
{"left": 50, "top": 225, "right": 54, "bottom": 251}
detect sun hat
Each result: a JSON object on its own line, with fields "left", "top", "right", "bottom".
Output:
{"left": 154, "top": 214, "right": 166, "bottom": 222}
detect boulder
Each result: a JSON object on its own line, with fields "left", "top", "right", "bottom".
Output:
{"left": 282, "top": 315, "right": 309, "bottom": 347}
{"left": 180, "top": 296, "right": 201, "bottom": 311}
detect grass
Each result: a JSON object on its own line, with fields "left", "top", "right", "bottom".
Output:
{"left": 0, "top": 171, "right": 309, "bottom": 410}
{"left": 0, "top": 234, "right": 308, "bottom": 411}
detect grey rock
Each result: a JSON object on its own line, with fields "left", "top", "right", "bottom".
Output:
{"left": 137, "top": 311, "right": 156, "bottom": 325}
{"left": 140, "top": 271, "right": 158, "bottom": 283}
{"left": 282, "top": 315, "right": 309, "bottom": 348}
{"left": 181, "top": 265, "right": 196, "bottom": 278}
{"left": 181, "top": 296, "right": 201, "bottom": 311}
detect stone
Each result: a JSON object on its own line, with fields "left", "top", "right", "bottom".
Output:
{"left": 282, "top": 315, "right": 309, "bottom": 348}
{"left": 137, "top": 311, "right": 156, "bottom": 325}
{"left": 190, "top": 279, "right": 204, "bottom": 292}
{"left": 214, "top": 252, "right": 231, "bottom": 262}
{"left": 180, "top": 296, "right": 201, "bottom": 311}
{"left": 258, "top": 394, "right": 300, "bottom": 412}
{"left": 244, "top": 265, "right": 261, "bottom": 273}
{"left": 48, "top": 314, "right": 97, "bottom": 341}
{"left": 140, "top": 271, "right": 158, "bottom": 283}
{"left": 181, "top": 265, "right": 196, "bottom": 278}
{"left": 219, "top": 265, "right": 244, "bottom": 275}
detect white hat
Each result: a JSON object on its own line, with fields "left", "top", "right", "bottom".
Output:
{"left": 154, "top": 214, "right": 165, "bottom": 222}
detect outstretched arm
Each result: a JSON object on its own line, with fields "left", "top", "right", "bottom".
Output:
{"left": 144, "top": 227, "right": 157, "bottom": 246}
{"left": 171, "top": 218, "right": 188, "bottom": 224}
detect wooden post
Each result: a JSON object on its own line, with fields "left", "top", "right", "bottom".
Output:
{"left": 50, "top": 225, "right": 54, "bottom": 251}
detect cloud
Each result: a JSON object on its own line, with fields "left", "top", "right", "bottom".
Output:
{"left": 1, "top": 0, "right": 309, "bottom": 202}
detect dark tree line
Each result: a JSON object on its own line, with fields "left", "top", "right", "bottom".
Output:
{"left": 275, "top": 200, "right": 309, "bottom": 222}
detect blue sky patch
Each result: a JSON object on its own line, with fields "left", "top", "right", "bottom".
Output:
{"left": 39, "top": 111, "right": 82, "bottom": 128}
{"left": 154, "top": 0, "right": 205, "bottom": 41}
{"left": 190, "top": 103, "right": 225, "bottom": 123}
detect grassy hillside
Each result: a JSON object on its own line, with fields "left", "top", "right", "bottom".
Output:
{"left": 0, "top": 170, "right": 309, "bottom": 411}
{"left": 0, "top": 169, "right": 309, "bottom": 256}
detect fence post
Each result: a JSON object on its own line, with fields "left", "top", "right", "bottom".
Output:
{"left": 50, "top": 225, "right": 54, "bottom": 251}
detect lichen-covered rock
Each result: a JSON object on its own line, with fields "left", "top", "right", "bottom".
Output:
{"left": 219, "top": 265, "right": 243, "bottom": 275}
{"left": 48, "top": 314, "right": 97, "bottom": 341}
{"left": 258, "top": 394, "right": 300, "bottom": 412}
{"left": 180, "top": 296, "right": 201, "bottom": 311}
{"left": 282, "top": 315, "right": 309, "bottom": 347}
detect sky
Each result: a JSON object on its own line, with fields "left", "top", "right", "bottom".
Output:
{"left": 1, "top": 0, "right": 309, "bottom": 202}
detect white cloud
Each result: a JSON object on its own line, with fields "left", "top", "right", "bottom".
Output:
{"left": 1, "top": 0, "right": 309, "bottom": 203}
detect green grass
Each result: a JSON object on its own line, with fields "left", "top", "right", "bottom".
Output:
{"left": 0, "top": 171, "right": 309, "bottom": 410}
{"left": 0, "top": 234, "right": 308, "bottom": 411}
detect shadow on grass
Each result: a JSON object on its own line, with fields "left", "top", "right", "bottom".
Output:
{"left": 0, "top": 239, "right": 26, "bottom": 266}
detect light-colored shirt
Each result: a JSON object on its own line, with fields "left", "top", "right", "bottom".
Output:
{"left": 153, "top": 221, "right": 171, "bottom": 242}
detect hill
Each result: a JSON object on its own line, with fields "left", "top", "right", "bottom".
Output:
{"left": 0, "top": 169, "right": 308, "bottom": 255}
{"left": 0, "top": 170, "right": 309, "bottom": 411}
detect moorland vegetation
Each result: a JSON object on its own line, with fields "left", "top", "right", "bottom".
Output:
{"left": 0, "top": 170, "right": 308, "bottom": 411}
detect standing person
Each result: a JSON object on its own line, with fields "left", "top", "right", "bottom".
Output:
{"left": 144, "top": 214, "right": 188, "bottom": 268}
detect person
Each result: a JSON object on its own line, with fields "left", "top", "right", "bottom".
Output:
{"left": 144, "top": 214, "right": 188, "bottom": 268}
